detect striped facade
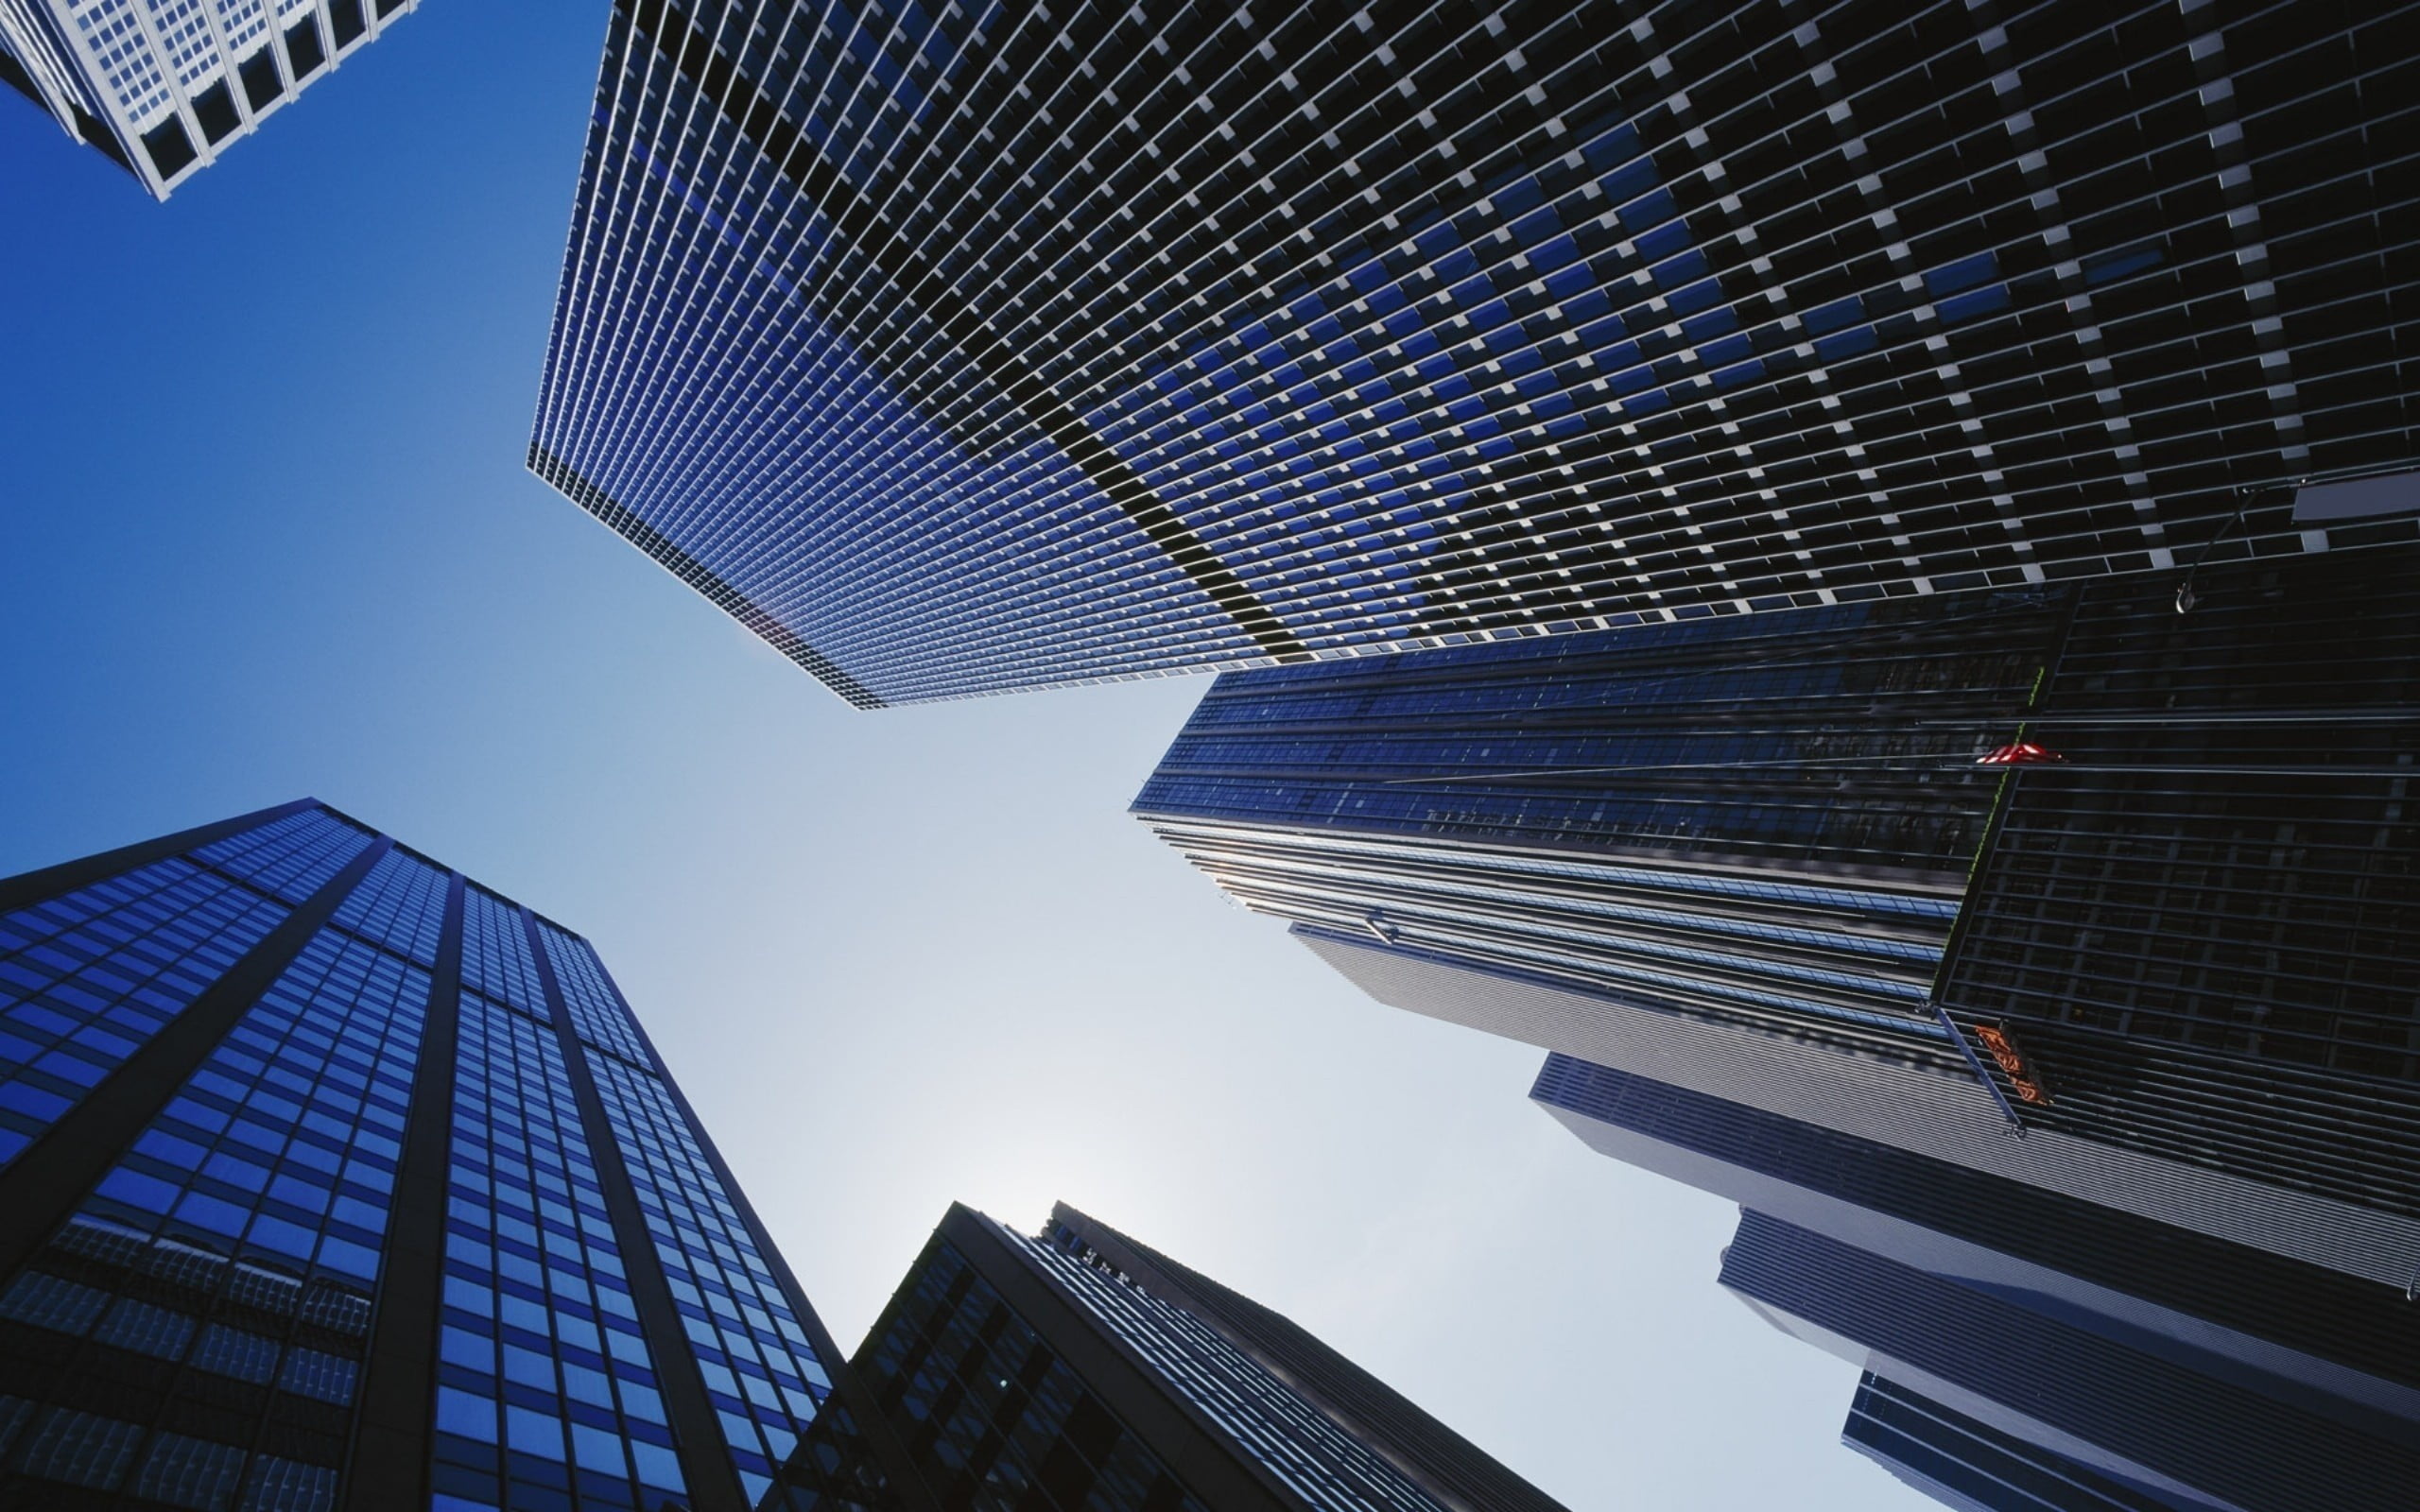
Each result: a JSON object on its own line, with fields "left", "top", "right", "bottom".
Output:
{"left": 767, "top": 1204, "right": 1562, "bottom": 1512}
{"left": 1528, "top": 1054, "right": 2420, "bottom": 1434}
{"left": 1842, "top": 1374, "right": 2192, "bottom": 1512}
{"left": 1720, "top": 1210, "right": 2419, "bottom": 1512}
{"left": 531, "top": 1, "right": 2420, "bottom": 706}
{"left": 1937, "top": 546, "right": 2420, "bottom": 1225}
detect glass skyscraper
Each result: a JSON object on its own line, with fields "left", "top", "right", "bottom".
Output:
{"left": 1530, "top": 1053, "right": 2420, "bottom": 1491}
{"left": 0, "top": 800, "right": 889, "bottom": 1512}
{"left": 764, "top": 1202, "right": 1563, "bottom": 1512}
{"left": 530, "top": 1, "right": 2419, "bottom": 706}
{"left": 1841, "top": 1373, "right": 2189, "bottom": 1512}
{"left": 1526, "top": 1050, "right": 2417, "bottom": 1508}
{"left": 1136, "top": 542, "right": 2420, "bottom": 1285}
{"left": 0, "top": 1, "right": 417, "bottom": 199}
{"left": 1719, "top": 1209, "right": 2418, "bottom": 1512}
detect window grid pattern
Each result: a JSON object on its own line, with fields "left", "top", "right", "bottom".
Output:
{"left": 583, "top": 1051, "right": 834, "bottom": 1504}
{"left": 460, "top": 885, "right": 545, "bottom": 1017}
{"left": 329, "top": 848, "right": 450, "bottom": 967}
{"left": 536, "top": 922, "right": 651, "bottom": 1068}
{"left": 432, "top": 991, "right": 687, "bottom": 1512}
{"left": 1139, "top": 592, "right": 2058, "bottom": 869}
{"left": 0, "top": 822, "right": 315, "bottom": 1168}
{"left": 532, "top": 0, "right": 2420, "bottom": 707}
{"left": 1014, "top": 1228, "right": 1451, "bottom": 1512}
{"left": 0, "top": 924, "right": 425, "bottom": 1510}
{"left": 2, "top": 0, "right": 421, "bottom": 197}
{"left": 1041, "top": 1211, "right": 1565, "bottom": 1512}
{"left": 1944, "top": 544, "right": 2420, "bottom": 1217}
{"left": 190, "top": 807, "right": 375, "bottom": 905}
{"left": 826, "top": 1237, "right": 1209, "bottom": 1512}
{"left": 68, "top": 0, "right": 173, "bottom": 120}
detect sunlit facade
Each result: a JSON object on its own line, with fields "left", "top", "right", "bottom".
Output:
{"left": 0, "top": 1, "right": 417, "bottom": 198}
{"left": 0, "top": 800, "right": 871, "bottom": 1512}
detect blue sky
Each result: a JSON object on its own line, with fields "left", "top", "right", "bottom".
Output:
{"left": 0, "top": 9, "right": 1929, "bottom": 1508}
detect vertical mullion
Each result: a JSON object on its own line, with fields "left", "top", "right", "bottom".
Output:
{"left": 339, "top": 869, "right": 468, "bottom": 1512}
{"left": 0, "top": 834, "right": 394, "bottom": 1286}
{"left": 519, "top": 907, "right": 750, "bottom": 1512}
{"left": 603, "top": 979, "right": 939, "bottom": 1507}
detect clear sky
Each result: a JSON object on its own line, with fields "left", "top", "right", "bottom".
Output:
{"left": 0, "top": 9, "right": 1931, "bottom": 1509}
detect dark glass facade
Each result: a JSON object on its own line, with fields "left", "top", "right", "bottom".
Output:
{"left": 1529, "top": 1053, "right": 2420, "bottom": 1440}
{"left": 1719, "top": 1210, "right": 2420, "bottom": 1512}
{"left": 1135, "top": 587, "right": 2066, "bottom": 1060}
{"left": 1042, "top": 1208, "right": 1563, "bottom": 1512}
{"left": 1841, "top": 1374, "right": 2189, "bottom": 1512}
{"left": 1531, "top": 1047, "right": 2420, "bottom": 1507}
{"left": 0, "top": 802, "right": 880, "bottom": 1512}
{"left": 766, "top": 1204, "right": 1562, "bottom": 1512}
{"left": 1938, "top": 546, "right": 2420, "bottom": 1224}
{"left": 787, "top": 1223, "right": 1212, "bottom": 1512}
{"left": 1139, "top": 543, "right": 2420, "bottom": 1282}
{"left": 1529, "top": 1035, "right": 2420, "bottom": 1500}
{"left": 532, "top": 1, "right": 2420, "bottom": 706}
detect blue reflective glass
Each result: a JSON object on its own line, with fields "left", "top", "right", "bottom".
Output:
{"left": 0, "top": 821, "right": 320, "bottom": 1167}
{"left": 331, "top": 850, "right": 451, "bottom": 966}
{"left": 433, "top": 987, "right": 681, "bottom": 1512}
{"left": 579, "top": 1046, "right": 832, "bottom": 1492}
{"left": 459, "top": 888, "right": 544, "bottom": 1014}
{"left": 189, "top": 807, "right": 375, "bottom": 903}
{"left": 0, "top": 921, "right": 424, "bottom": 1512}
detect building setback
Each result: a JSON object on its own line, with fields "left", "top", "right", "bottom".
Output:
{"left": 0, "top": 800, "right": 904, "bottom": 1512}
{"left": 1136, "top": 544, "right": 2420, "bottom": 1285}
{"left": 0, "top": 1, "right": 415, "bottom": 198}
{"left": 531, "top": 0, "right": 2420, "bottom": 707}
{"left": 1841, "top": 1373, "right": 2186, "bottom": 1512}
{"left": 764, "top": 1202, "right": 1564, "bottom": 1512}
{"left": 1718, "top": 1209, "right": 2420, "bottom": 1512}
{"left": 1532, "top": 1043, "right": 2420, "bottom": 1507}
{"left": 1528, "top": 1053, "right": 2420, "bottom": 1437}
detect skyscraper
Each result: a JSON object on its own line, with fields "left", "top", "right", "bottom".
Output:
{"left": 1530, "top": 1044, "right": 2420, "bottom": 1508}
{"left": 1718, "top": 1209, "right": 2420, "bottom": 1512}
{"left": 0, "top": 800, "right": 890, "bottom": 1512}
{"left": 1528, "top": 1053, "right": 2420, "bottom": 1438}
{"left": 531, "top": 1, "right": 2419, "bottom": 706}
{"left": 764, "top": 1202, "right": 1564, "bottom": 1512}
{"left": 1841, "top": 1373, "right": 2187, "bottom": 1512}
{"left": 1136, "top": 543, "right": 2420, "bottom": 1284}
{"left": 0, "top": 1, "right": 417, "bottom": 198}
